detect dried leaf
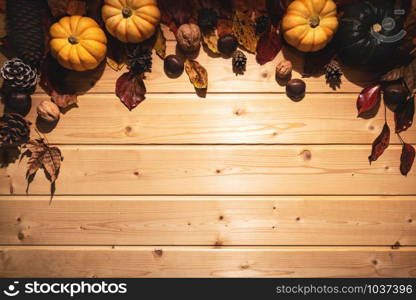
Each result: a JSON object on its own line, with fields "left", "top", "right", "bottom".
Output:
{"left": 256, "top": 28, "right": 281, "bottom": 65}
{"left": 115, "top": 72, "right": 146, "bottom": 111}
{"left": 21, "top": 138, "right": 63, "bottom": 199}
{"left": 185, "top": 60, "right": 208, "bottom": 89}
{"left": 48, "top": 0, "right": 70, "bottom": 18}
{"left": 154, "top": 26, "right": 166, "bottom": 59}
{"left": 357, "top": 84, "right": 382, "bottom": 118}
{"left": 51, "top": 92, "right": 78, "bottom": 108}
{"left": 395, "top": 96, "right": 415, "bottom": 133}
{"left": 107, "top": 57, "right": 126, "bottom": 72}
{"left": 400, "top": 143, "right": 415, "bottom": 176}
{"left": 67, "top": 0, "right": 86, "bottom": 16}
{"left": 233, "top": 10, "right": 258, "bottom": 53}
{"left": 381, "top": 68, "right": 404, "bottom": 82}
{"left": 159, "top": 0, "right": 192, "bottom": 29}
{"left": 202, "top": 30, "right": 220, "bottom": 54}
{"left": 333, "top": 0, "right": 358, "bottom": 6}
{"left": 369, "top": 123, "right": 390, "bottom": 164}
{"left": 0, "top": 0, "right": 5, "bottom": 13}
{"left": 403, "top": 59, "right": 416, "bottom": 95}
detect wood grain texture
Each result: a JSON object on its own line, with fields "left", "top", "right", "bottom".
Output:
{"left": 1, "top": 246, "right": 415, "bottom": 278}
{"left": 3, "top": 145, "right": 415, "bottom": 196}
{"left": 0, "top": 196, "right": 414, "bottom": 246}
{"left": 27, "top": 94, "right": 415, "bottom": 145}
{"left": 35, "top": 43, "right": 375, "bottom": 95}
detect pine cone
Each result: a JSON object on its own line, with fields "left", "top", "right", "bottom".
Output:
{"left": 0, "top": 113, "right": 31, "bottom": 146}
{"left": 7, "top": 0, "right": 45, "bottom": 70}
{"left": 325, "top": 59, "right": 342, "bottom": 88}
{"left": 232, "top": 50, "right": 247, "bottom": 75}
{"left": 1, "top": 58, "right": 37, "bottom": 93}
{"left": 255, "top": 16, "right": 270, "bottom": 35}
{"left": 127, "top": 46, "right": 152, "bottom": 75}
{"left": 197, "top": 8, "right": 218, "bottom": 31}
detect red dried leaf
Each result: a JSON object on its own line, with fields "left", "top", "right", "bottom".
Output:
{"left": 395, "top": 96, "right": 415, "bottom": 133}
{"left": 400, "top": 143, "right": 415, "bottom": 176}
{"left": 115, "top": 72, "right": 146, "bottom": 111}
{"left": 159, "top": 0, "right": 192, "bottom": 27}
{"left": 256, "top": 28, "right": 281, "bottom": 65}
{"left": 357, "top": 84, "right": 382, "bottom": 118}
{"left": 369, "top": 123, "right": 390, "bottom": 164}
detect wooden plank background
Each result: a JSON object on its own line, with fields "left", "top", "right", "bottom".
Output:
{"left": 1, "top": 27, "right": 415, "bottom": 277}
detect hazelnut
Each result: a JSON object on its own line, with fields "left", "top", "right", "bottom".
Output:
{"left": 276, "top": 59, "right": 293, "bottom": 81}
{"left": 37, "top": 100, "right": 60, "bottom": 122}
{"left": 4, "top": 92, "right": 32, "bottom": 116}
{"left": 383, "top": 82, "right": 408, "bottom": 112}
{"left": 176, "top": 24, "right": 201, "bottom": 53}
{"left": 164, "top": 55, "right": 184, "bottom": 78}
{"left": 217, "top": 35, "right": 238, "bottom": 56}
{"left": 286, "top": 79, "right": 306, "bottom": 102}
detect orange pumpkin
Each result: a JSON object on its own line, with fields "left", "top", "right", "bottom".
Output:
{"left": 102, "top": 0, "right": 161, "bottom": 43}
{"left": 282, "top": 0, "right": 338, "bottom": 52}
{"left": 50, "top": 16, "right": 107, "bottom": 71}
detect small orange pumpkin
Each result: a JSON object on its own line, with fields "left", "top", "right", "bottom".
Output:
{"left": 102, "top": 0, "right": 161, "bottom": 43}
{"left": 282, "top": 0, "right": 338, "bottom": 52}
{"left": 50, "top": 16, "right": 107, "bottom": 71}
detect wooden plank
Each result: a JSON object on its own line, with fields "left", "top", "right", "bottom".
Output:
{"left": 1, "top": 246, "right": 415, "bottom": 277}
{"left": 36, "top": 43, "right": 375, "bottom": 95}
{"left": 27, "top": 94, "right": 415, "bottom": 145}
{"left": 3, "top": 145, "right": 416, "bottom": 195}
{"left": 0, "top": 196, "right": 414, "bottom": 246}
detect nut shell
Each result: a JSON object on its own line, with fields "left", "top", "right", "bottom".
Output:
{"left": 177, "top": 24, "right": 201, "bottom": 52}
{"left": 37, "top": 100, "right": 60, "bottom": 122}
{"left": 276, "top": 59, "right": 293, "bottom": 80}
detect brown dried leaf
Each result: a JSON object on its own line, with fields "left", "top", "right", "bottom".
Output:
{"left": 107, "top": 57, "right": 126, "bottom": 72}
{"left": 22, "top": 139, "right": 63, "bottom": 193}
{"left": 233, "top": 10, "right": 258, "bottom": 53}
{"left": 154, "top": 26, "right": 166, "bottom": 59}
{"left": 67, "top": 0, "right": 86, "bottom": 16}
{"left": 381, "top": 68, "right": 404, "bottom": 82}
{"left": 202, "top": 30, "right": 220, "bottom": 54}
{"left": 217, "top": 19, "right": 233, "bottom": 37}
{"left": 403, "top": 59, "right": 416, "bottom": 95}
{"left": 51, "top": 92, "right": 78, "bottom": 108}
{"left": 368, "top": 123, "right": 390, "bottom": 164}
{"left": 185, "top": 59, "right": 208, "bottom": 89}
{"left": 400, "top": 143, "right": 415, "bottom": 176}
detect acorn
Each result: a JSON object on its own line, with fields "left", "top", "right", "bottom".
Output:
{"left": 286, "top": 79, "right": 306, "bottom": 102}
{"left": 217, "top": 34, "right": 238, "bottom": 56}
{"left": 3, "top": 92, "right": 32, "bottom": 116}
{"left": 383, "top": 82, "right": 408, "bottom": 112}
{"left": 164, "top": 55, "right": 184, "bottom": 78}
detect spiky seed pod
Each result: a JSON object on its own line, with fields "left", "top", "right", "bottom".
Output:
{"left": 127, "top": 46, "right": 153, "bottom": 75}
{"left": 325, "top": 59, "right": 343, "bottom": 87}
{"left": 0, "top": 113, "right": 31, "bottom": 146}
{"left": 232, "top": 50, "right": 247, "bottom": 75}
{"left": 255, "top": 16, "right": 270, "bottom": 35}
{"left": 7, "top": 0, "right": 45, "bottom": 70}
{"left": 1, "top": 58, "right": 37, "bottom": 93}
{"left": 197, "top": 8, "right": 218, "bottom": 31}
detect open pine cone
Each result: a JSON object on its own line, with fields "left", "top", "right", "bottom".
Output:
{"left": 232, "top": 50, "right": 247, "bottom": 75}
{"left": 1, "top": 58, "right": 37, "bottom": 93}
{"left": 0, "top": 113, "right": 31, "bottom": 146}
{"left": 127, "top": 46, "right": 153, "bottom": 75}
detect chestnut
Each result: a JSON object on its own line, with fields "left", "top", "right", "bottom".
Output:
{"left": 286, "top": 79, "right": 306, "bottom": 102}
{"left": 164, "top": 55, "right": 184, "bottom": 78}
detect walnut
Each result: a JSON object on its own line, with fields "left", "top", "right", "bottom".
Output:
{"left": 37, "top": 100, "right": 60, "bottom": 122}
{"left": 176, "top": 24, "right": 201, "bottom": 52}
{"left": 276, "top": 59, "right": 293, "bottom": 80}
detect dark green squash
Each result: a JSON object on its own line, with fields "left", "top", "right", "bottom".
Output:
{"left": 336, "top": 0, "right": 405, "bottom": 71}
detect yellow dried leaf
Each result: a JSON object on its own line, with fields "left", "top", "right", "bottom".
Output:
{"left": 107, "top": 57, "right": 125, "bottom": 72}
{"left": 202, "top": 30, "right": 220, "bottom": 54}
{"left": 184, "top": 59, "right": 208, "bottom": 89}
{"left": 154, "top": 26, "right": 166, "bottom": 59}
{"left": 233, "top": 10, "right": 258, "bottom": 53}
